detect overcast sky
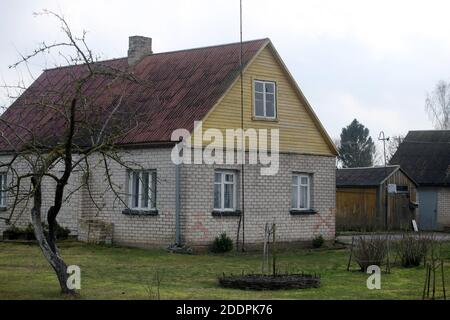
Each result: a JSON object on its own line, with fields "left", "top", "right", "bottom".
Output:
{"left": 1, "top": 0, "right": 449, "bottom": 151}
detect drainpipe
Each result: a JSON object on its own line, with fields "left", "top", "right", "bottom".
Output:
{"left": 175, "top": 162, "right": 181, "bottom": 245}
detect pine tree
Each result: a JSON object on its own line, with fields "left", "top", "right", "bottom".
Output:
{"left": 338, "top": 119, "right": 376, "bottom": 168}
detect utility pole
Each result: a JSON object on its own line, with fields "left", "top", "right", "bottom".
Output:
{"left": 236, "top": 0, "right": 245, "bottom": 252}
{"left": 240, "top": 0, "right": 245, "bottom": 252}
{"left": 378, "top": 131, "right": 390, "bottom": 230}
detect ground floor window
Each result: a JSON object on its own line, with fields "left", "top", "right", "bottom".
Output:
{"left": 291, "top": 174, "right": 310, "bottom": 210}
{"left": 128, "top": 170, "right": 156, "bottom": 210}
{"left": 214, "top": 171, "right": 237, "bottom": 211}
{"left": 0, "top": 173, "right": 6, "bottom": 207}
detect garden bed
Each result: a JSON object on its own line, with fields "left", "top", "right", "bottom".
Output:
{"left": 218, "top": 273, "right": 320, "bottom": 290}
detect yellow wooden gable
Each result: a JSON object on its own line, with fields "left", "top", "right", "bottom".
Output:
{"left": 200, "top": 40, "right": 337, "bottom": 156}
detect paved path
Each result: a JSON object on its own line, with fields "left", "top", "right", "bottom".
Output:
{"left": 336, "top": 232, "right": 450, "bottom": 245}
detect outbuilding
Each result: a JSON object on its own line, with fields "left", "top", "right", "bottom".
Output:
{"left": 390, "top": 130, "right": 450, "bottom": 230}
{"left": 336, "top": 165, "right": 418, "bottom": 231}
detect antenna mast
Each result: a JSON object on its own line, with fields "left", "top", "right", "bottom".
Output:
{"left": 239, "top": 0, "right": 245, "bottom": 252}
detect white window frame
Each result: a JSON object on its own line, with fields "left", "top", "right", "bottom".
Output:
{"left": 0, "top": 173, "right": 6, "bottom": 207}
{"left": 253, "top": 80, "right": 277, "bottom": 119}
{"left": 128, "top": 170, "right": 156, "bottom": 210}
{"left": 292, "top": 174, "right": 311, "bottom": 210}
{"left": 214, "top": 171, "right": 237, "bottom": 211}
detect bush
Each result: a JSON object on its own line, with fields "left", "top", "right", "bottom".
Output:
{"left": 2, "top": 222, "right": 71, "bottom": 241}
{"left": 3, "top": 225, "right": 21, "bottom": 240}
{"left": 353, "top": 236, "right": 387, "bottom": 272}
{"left": 23, "top": 223, "right": 36, "bottom": 240}
{"left": 396, "top": 233, "right": 430, "bottom": 268}
{"left": 312, "top": 235, "right": 325, "bottom": 248}
{"left": 45, "top": 222, "right": 71, "bottom": 240}
{"left": 211, "top": 232, "right": 233, "bottom": 253}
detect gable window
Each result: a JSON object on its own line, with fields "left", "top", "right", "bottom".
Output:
{"left": 254, "top": 80, "right": 276, "bottom": 119}
{"left": 214, "top": 171, "right": 236, "bottom": 211}
{"left": 128, "top": 170, "right": 156, "bottom": 210}
{"left": 0, "top": 173, "right": 6, "bottom": 207}
{"left": 291, "top": 174, "right": 310, "bottom": 210}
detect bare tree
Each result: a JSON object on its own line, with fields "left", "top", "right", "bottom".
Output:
{"left": 386, "top": 134, "right": 404, "bottom": 162}
{"left": 425, "top": 80, "right": 450, "bottom": 130}
{"left": 0, "top": 11, "right": 150, "bottom": 294}
{"left": 333, "top": 138, "right": 342, "bottom": 168}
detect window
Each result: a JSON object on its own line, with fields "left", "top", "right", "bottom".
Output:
{"left": 396, "top": 185, "right": 409, "bottom": 194}
{"left": 254, "top": 80, "right": 276, "bottom": 119}
{"left": 128, "top": 170, "right": 156, "bottom": 210}
{"left": 0, "top": 173, "right": 6, "bottom": 207}
{"left": 214, "top": 171, "right": 236, "bottom": 211}
{"left": 291, "top": 174, "right": 310, "bottom": 210}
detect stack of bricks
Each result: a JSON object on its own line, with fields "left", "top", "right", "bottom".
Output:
{"left": 78, "top": 218, "right": 114, "bottom": 245}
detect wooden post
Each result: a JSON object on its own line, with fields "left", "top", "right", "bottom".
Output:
{"left": 385, "top": 236, "right": 391, "bottom": 274}
{"left": 272, "top": 223, "right": 276, "bottom": 277}
{"left": 422, "top": 264, "right": 429, "bottom": 300}
{"left": 441, "top": 260, "right": 446, "bottom": 300}
{"left": 432, "top": 262, "right": 436, "bottom": 300}
{"left": 347, "top": 237, "right": 355, "bottom": 271}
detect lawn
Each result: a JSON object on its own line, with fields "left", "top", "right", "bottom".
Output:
{"left": 0, "top": 241, "right": 449, "bottom": 300}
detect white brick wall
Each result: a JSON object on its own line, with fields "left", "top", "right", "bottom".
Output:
{"left": 438, "top": 188, "right": 450, "bottom": 229}
{"left": 0, "top": 154, "right": 83, "bottom": 235}
{"left": 0, "top": 149, "right": 336, "bottom": 247}
{"left": 180, "top": 153, "right": 336, "bottom": 246}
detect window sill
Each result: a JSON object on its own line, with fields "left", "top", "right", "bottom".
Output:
{"left": 251, "top": 116, "right": 278, "bottom": 122}
{"left": 290, "top": 209, "right": 317, "bottom": 215}
{"left": 122, "top": 209, "right": 158, "bottom": 216}
{"left": 0, "top": 206, "right": 7, "bottom": 212}
{"left": 212, "top": 210, "right": 241, "bottom": 217}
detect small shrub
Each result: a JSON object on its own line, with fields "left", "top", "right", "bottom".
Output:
{"left": 52, "top": 223, "right": 71, "bottom": 240}
{"left": 24, "top": 223, "right": 36, "bottom": 240}
{"left": 396, "top": 233, "right": 430, "bottom": 268}
{"left": 312, "top": 235, "right": 325, "bottom": 248}
{"left": 41, "top": 222, "right": 71, "bottom": 240}
{"left": 3, "top": 225, "right": 21, "bottom": 240}
{"left": 211, "top": 232, "right": 233, "bottom": 253}
{"left": 2, "top": 222, "right": 70, "bottom": 240}
{"left": 353, "top": 236, "right": 387, "bottom": 272}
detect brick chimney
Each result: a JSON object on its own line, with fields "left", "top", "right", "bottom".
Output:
{"left": 128, "top": 36, "right": 153, "bottom": 66}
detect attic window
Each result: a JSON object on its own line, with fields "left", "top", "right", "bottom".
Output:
{"left": 254, "top": 80, "right": 276, "bottom": 119}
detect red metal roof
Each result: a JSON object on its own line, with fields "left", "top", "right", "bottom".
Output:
{"left": 0, "top": 39, "right": 268, "bottom": 151}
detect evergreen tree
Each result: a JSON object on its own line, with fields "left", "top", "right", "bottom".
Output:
{"left": 338, "top": 119, "right": 376, "bottom": 168}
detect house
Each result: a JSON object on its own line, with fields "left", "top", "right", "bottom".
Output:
{"left": 336, "top": 165, "right": 418, "bottom": 231}
{"left": 390, "top": 130, "right": 450, "bottom": 231}
{"left": 0, "top": 37, "right": 337, "bottom": 248}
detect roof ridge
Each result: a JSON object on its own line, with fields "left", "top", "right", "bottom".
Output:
{"left": 43, "top": 38, "right": 270, "bottom": 72}
{"left": 43, "top": 56, "right": 127, "bottom": 71}
{"left": 408, "top": 129, "right": 450, "bottom": 132}
{"left": 143, "top": 37, "right": 270, "bottom": 57}
{"left": 337, "top": 165, "right": 399, "bottom": 170}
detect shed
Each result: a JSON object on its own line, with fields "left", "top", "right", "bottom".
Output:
{"left": 390, "top": 130, "right": 450, "bottom": 230}
{"left": 336, "top": 165, "right": 418, "bottom": 231}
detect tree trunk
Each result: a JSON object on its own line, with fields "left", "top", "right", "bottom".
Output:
{"left": 31, "top": 178, "right": 75, "bottom": 295}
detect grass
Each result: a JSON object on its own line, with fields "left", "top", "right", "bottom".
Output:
{"left": 0, "top": 241, "right": 449, "bottom": 300}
